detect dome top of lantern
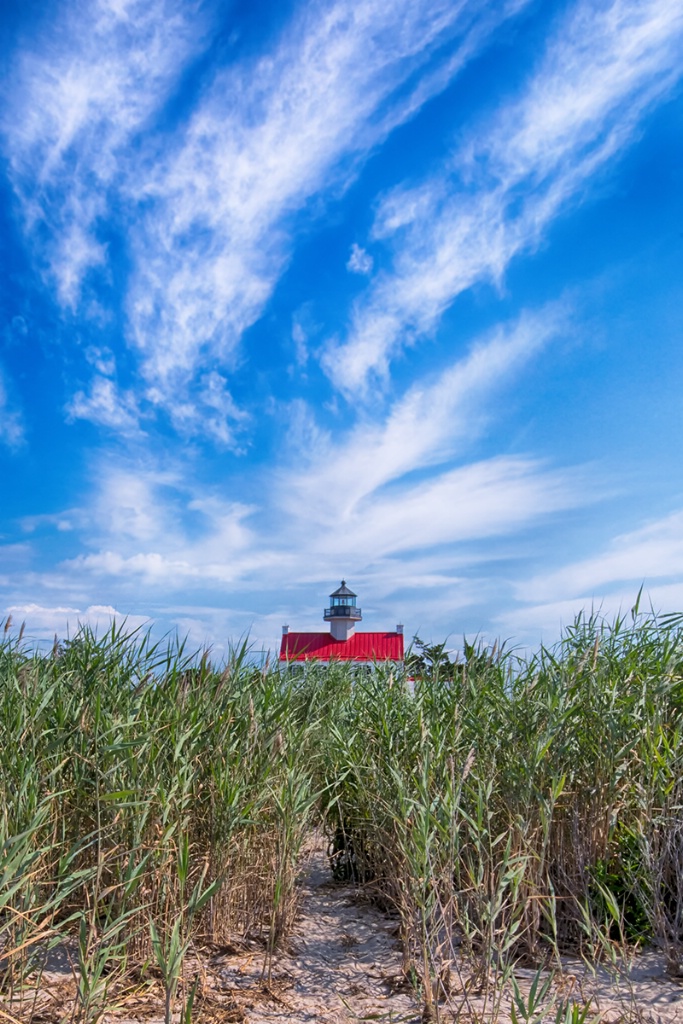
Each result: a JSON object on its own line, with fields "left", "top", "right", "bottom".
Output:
{"left": 330, "top": 580, "right": 356, "bottom": 599}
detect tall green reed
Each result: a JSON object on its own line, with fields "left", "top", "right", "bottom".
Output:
{"left": 0, "top": 622, "right": 321, "bottom": 1014}
{"left": 320, "top": 609, "right": 683, "bottom": 1017}
{"left": 1, "top": 606, "right": 683, "bottom": 1020}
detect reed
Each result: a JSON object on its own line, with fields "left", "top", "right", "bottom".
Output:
{"left": 320, "top": 607, "right": 683, "bottom": 1017}
{"left": 0, "top": 623, "right": 320, "bottom": 1017}
{"left": 0, "top": 606, "right": 681, "bottom": 1020}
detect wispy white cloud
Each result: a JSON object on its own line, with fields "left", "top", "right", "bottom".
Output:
{"left": 84, "top": 346, "right": 117, "bottom": 376}
{"left": 21, "top": 512, "right": 80, "bottom": 534}
{"left": 149, "top": 372, "right": 250, "bottom": 450}
{"left": 66, "top": 357, "right": 248, "bottom": 447}
{"left": 518, "top": 509, "right": 683, "bottom": 604}
{"left": 3, "top": 0, "right": 206, "bottom": 308}
{"left": 307, "top": 456, "right": 584, "bottom": 564}
{"left": 0, "top": 370, "right": 25, "bottom": 449}
{"left": 0, "top": 304, "right": 598, "bottom": 649}
{"left": 67, "top": 376, "right": 143, "bottom": 434}
{"left": 292, "top": 321, "right": 310, "bottom": 368}
{"left": 57, "top": 461, "right": 262, "bottom": 587}
{"left": 88, "top": 465, "right": 189, "bottom": 545}
{"left": 325, "top": 0, "right": 683, "bottom": 395}
{"left": 493, "top": 508, "right": 683, "bottom": 643}
{"left": 495, "top": 582, "right": 683, "bottom": 647}
{"left": 58, "top": 455, "right": 582, "bottom": 600}
{"left": 288, "top": 304, "right": 569, "bottom": 520}
{"left": 125, "top": 0, "right": 524, "bottom": 396}
{"left": 347, "top": 243, "right": 374, "bottom": 275}
{"left": 53, "top": 306, "right": 588, "bottom": 600}
{"left": 4, "top": 602, "right": 149, "bottom": 641}
{"left": 289, "top": 304, "right": 322, "bottom": 370}
{"left": 3, "top": 0, "right": 528, "bottom": 436}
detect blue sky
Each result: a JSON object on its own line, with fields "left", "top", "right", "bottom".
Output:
{"left": 1, "top": 0, "right": 683, "bottom": 655}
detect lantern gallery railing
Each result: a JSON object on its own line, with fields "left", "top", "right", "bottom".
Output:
{"left": 324, "top": 605, "right": 362, "bottom": 619}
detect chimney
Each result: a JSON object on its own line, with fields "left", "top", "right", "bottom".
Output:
{"left": 282, "top": 625, "right": 289, "bottom": 635}
{"left": 396, "top": 624, "right": 404, "bottom": 634}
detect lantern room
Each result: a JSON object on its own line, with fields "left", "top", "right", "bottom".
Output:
{"left": 324, "top": 580, "right": 362, "bottom": 638}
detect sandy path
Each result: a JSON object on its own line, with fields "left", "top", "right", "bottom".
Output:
{"left": 210, "top": 834, "right": 421, "bottom": 1023}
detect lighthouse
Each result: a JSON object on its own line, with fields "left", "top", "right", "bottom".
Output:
{"left": 324, "top": 580, "right": 362, "bottom": 641}
{"left": 279, "top": 581, "right": 404, "bottom": 664}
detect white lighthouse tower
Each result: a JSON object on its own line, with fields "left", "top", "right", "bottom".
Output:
{"left": 323, "top": 580, "right": 362, "bottom": 641}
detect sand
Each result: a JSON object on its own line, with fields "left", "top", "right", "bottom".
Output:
{"left": 3, "top": 834, "right": 682, "bottom": 1023}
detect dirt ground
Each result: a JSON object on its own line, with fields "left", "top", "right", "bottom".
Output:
{"left": 4, "top": 835, "right": 683, "bottom": 1023}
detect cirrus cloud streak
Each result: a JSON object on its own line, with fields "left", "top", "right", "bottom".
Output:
{"left": 325, "top": 0, "right": 683, "bottom": 395}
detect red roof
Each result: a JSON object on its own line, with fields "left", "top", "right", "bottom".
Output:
{"left": 280, "top": 631, "right": 404, "bottom": 662}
